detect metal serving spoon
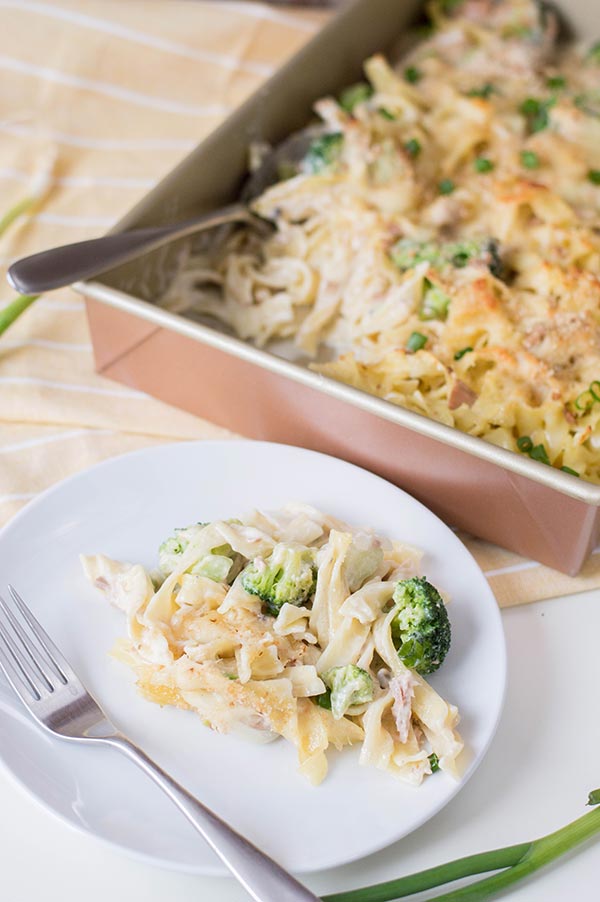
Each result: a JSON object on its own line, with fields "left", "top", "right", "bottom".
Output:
{"left": 7, "top": 127, "right": 322, "bottom": 295}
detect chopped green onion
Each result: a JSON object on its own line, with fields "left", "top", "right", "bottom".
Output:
{"left": 378, "top": 107, "right": 396, "bottom": 121}
{"left": 406, "top": 331, "right": 428, "bottom": 352}
{"left": 590, "top": 381, "right": 600, "bottom": 401}
{"left": 404, "top": 138, "right": 422, "bottom": 158}
{"left": 547, "top": 75, "right": 566, "bottom": 90}
{"left": 529, "top": 443, "right": 551, "bottom": 465}
{"left": 519, "top": 97, "right": 551, "bottom": 134}
{"left": 454, "top": 346, "right": 473, "bottom": 360}
{"left": 467, "top": 83, "right": 495, "bottom": 99}
{"left": 474, "top": 157, "right": 494, "bottom": 173}
{"left": 517, "top": 437, "right": 551, "bottom": 466}
{"left": 303, "top": 132, "right": 344, "bottom": 174}
{"left": 428, "top": 752, "right": 440, "bottom": 772}
{"left": 452, "top": 252, "right": 470, "bottom": 267}
{"left": 314, "top": 690, "right": 332, "bottom": 710}
{"left": 225, "top": 673, "right": 238, "bottom": 681}
{"left": 588, "top": 170, "right": 600, "bottom": 185}
{"left": 575, "top": 391, "right": 593, "bottom": 411}
{"left": 339, "top": 81, "right": 373, "bottom": 114}
{"left": 419, "top": 279, "right": 451, "bottom": 321}
{"left": 588, "top": 789, "right": 600, "bottom": 806}
{"left": 404, "top": 66, "right": 422, "bottom": 84}
{"left": 521, "top": 150, "right": 540, "bottom": 169}
{"left": 438, "top": 178, "right": 455, "bottom": 195}
{"left": 561, "top": 466, "right": 579, "bottom": 477}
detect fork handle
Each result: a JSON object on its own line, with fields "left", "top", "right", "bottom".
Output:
{"left": 106, "top": 735, "right": 320, "bottom": 902}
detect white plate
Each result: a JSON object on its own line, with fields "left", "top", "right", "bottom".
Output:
{"left": 0, "top": 440, "right": 505, "bottom": 875}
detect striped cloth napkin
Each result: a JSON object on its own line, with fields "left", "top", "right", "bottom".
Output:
{"left": 1, "top": 0, "right": 598, "bottom": 607}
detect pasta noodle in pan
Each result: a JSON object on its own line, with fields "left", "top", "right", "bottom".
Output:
{"left": 165, "top": 0, "right": 600, "bottom": 484}
{"left": 82, "top": 503, "right": 462, "bottom": 785}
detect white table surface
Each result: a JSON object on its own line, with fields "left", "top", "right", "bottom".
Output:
{"left": 1, "top": 590, "right": 599, "bottom": 902}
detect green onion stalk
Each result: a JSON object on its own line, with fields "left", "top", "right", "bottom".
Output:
{"left": 0, "top": 151, "right": 56, "bottom": 336}
{"left": 322, "top": 791, "right": 600, "bottom": 902}
{"left": 0, "top": 294, "right": 40, "bottom": 335}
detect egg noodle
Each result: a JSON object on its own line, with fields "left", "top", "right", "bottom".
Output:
{"left": 82, "top": 504, "right": 462, "bottom": 785}
{"left": 164, "top": 0, "right": 600, "bottom": 484}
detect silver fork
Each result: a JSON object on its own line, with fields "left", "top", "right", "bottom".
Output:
{"left": 0, "top": 586, "right": 320, "bottom": 902}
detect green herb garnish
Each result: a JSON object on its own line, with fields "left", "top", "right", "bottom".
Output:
{"left": 474, "top": 157, "right": 494, "bottom": 173}
{"left": 428, "top": 752, "right": 440, "bottom": 772}
{"left": 547, "top": 75, "right": 566, "bottom": 90}
{"left": 378, "top": 107, "right": 396, "bottom": 121}
{"left": 588, "top": 170, "right": 600, "bottom": 185}
{"left": 406, "top": 331, "right": 428, "bottom": 352}
{"left": 438, "top": 178, "right": 455, "bottom": 195}
{"left": 521, "top": 150, "right": 540, "bottom": 169}
{"left": 454, "top": 347, "right": 473, "bottom": 360}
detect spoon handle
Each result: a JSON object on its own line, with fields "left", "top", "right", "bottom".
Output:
{"left": 7, "top": 203, "right": 252, "bottom": 294}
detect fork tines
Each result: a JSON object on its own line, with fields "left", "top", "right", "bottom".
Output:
{"left": 0, "top": 586, "right": 68, "bottom": 702}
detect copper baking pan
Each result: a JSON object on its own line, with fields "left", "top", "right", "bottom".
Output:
{"left": 76, "top": 0, "right": 600, "bottom": 576}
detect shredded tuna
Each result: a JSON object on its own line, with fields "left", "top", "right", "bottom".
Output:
{"left": 448, "top": 379, "right": 478, "bottom": 410}
{"left": 390, "top": 672, "right": 414, "bottom": 744}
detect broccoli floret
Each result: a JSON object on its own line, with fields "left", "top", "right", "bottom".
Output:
{"left": 303, "top": 133, "right": 344, "bottom": 175}
{"left": 390, "top": 239, "right": 444, "bottom": 271}
{"left": 391, "top": 576, "right": 451, "bottom": 675}
{"left": 158, "top": 523, "right": 241, "bottom": 583}
{"left": 323, "top": 665, "right": 374, "bottom": 720}
{"left": 158, "top": 523, "right": 207, "bottom": 574}
{"left": 339, "top": 81, "right": 373, "bottom": 114}
{"left": 241, "top": 543, "right": 317, "bottom": 617}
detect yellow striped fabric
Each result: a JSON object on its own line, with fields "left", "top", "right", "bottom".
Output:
{"left": 0, "top": 0, "right": 598, "bottom": 606}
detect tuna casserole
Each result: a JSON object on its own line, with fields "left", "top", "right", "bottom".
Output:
{"left": 82, "top": 504, "right": 462, "bottom": 785}
{"left": 166, "top": 0, "right": 600, "bottom": 484}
